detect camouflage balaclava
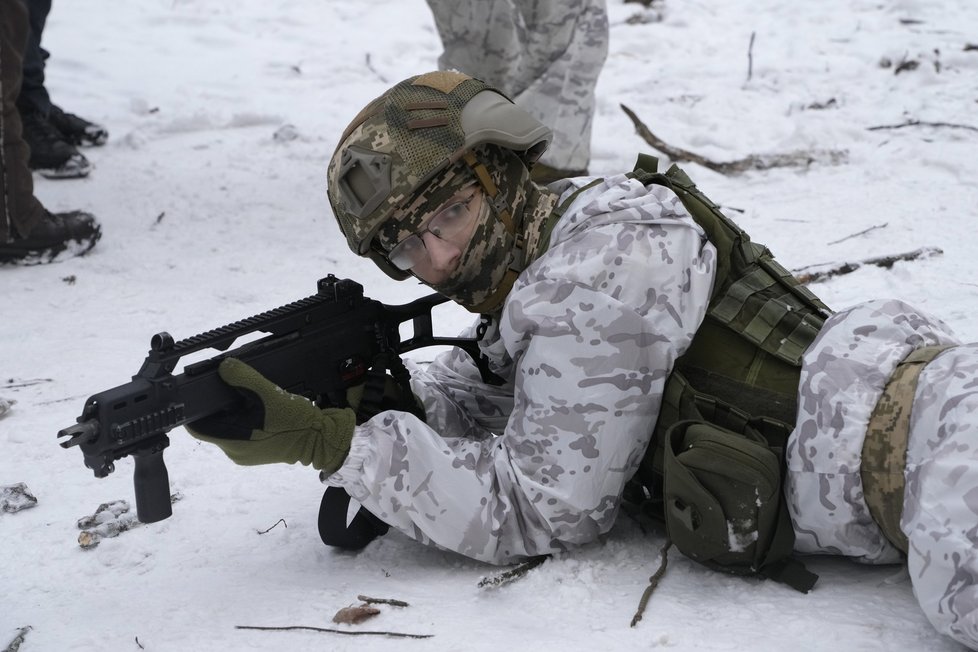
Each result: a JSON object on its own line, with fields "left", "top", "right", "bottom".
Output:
{"left": 433, "top": 145, "right": 556, "bottom": 312}
{"left": 327, "top": 71, "right": 559, "bottom": 313}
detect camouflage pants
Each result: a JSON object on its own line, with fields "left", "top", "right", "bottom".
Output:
{"left": 425, "top": 0, "right": 609, "bottom": 172}
{"left": 788, "top": 299, "right": 978, "bottom": 649}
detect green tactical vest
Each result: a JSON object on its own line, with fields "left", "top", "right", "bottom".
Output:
{"left": 619, "top": 154, "right": 832, "bottom": 592}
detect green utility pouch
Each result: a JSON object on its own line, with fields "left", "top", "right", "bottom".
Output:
{"left": 620, "top": 154, "right": 827, "bottom": 593}
{"left": 663, "top": 420, "right": 813, "bottom": 591}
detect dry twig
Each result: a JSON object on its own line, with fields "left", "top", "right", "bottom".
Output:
{"left": 357, "top": 595, "right": 410, "bottom": 607}
{"left": 826, "top": 223, "right": 887, "bottom": 245}
{"left": 236, "top": 625, "right": 432, "bottom": 639}
{"left": 631, "top": 540, "right": 673, "bottom": 627}
{"left": 621, "top": 104, "right": 847, "bottom": 175}
{"left": 746, "top": 31, "right": 756, "bottom": 83}
{"left": 257, "top": 518, "right": 287, "bottom": 534}
{"left": 478, "top": 555, "right": 548, "bottom": 588}
{"left": 793, "top": 247, "right": 942, "bottom": 284}
{"left": 3, "top": 627, "right": 31, "bottom": 652}
{"left": 867, "top": 119, "right": 978, "bottom": 133}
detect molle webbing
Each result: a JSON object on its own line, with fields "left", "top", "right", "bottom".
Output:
{"left": 629, "top": 154, "right": 830, "bottom": 368}
{"left": 624, "top": 155, "right": 831, "bottom": 590}
{"left": 628, "top": 155, "right": 830, "bottom": 453}
{"left": 862, "top": 344, "right": 952, "bottom": 554}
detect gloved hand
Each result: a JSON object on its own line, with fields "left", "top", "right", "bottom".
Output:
{"left": 344, "top": 370, "right": 426, "bottom": 424}
{"left": 186, "top": 358, "right": 356, "bottom": 475}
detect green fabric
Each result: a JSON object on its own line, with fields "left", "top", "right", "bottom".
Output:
{"left": 623, "top": 155, "right": 828, "bottom": 591}
{"left": 663, "top": 420, "right": 813, "bottom": 590}
{"left": 186, "top": 358, "right": 356, "bottom": 474}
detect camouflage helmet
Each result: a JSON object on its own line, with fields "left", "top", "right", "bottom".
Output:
{"left": 327, "top": 71, "right": 552, "bottom": 282}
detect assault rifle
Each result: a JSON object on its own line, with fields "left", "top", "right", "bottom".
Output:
{"left": 58, "top": 275, "right": 486, "bottom": 524}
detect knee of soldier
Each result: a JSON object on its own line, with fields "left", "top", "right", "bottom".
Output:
{"left": 318, "top": 486, "right": 389, "bottom": 551}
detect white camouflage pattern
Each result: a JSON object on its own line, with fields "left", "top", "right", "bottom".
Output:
{"left": 788, "top": 299, "right": 978, "bottom": 649}
{"left": 329, "top": 173, "right": 716, "bottom": 560}
{"left": 424, "top": 0, "right": 608, "bottom": 172}
{"left": 329, "top": 173, "right": 978, "bottom": 649}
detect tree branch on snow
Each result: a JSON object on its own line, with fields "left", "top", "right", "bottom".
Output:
{"left": 826, "top": 223, "right": 888, "bottom": 245}
{"left": 357, "top": 595, "right": 410, "bottom": 607}
{"left": 867, "top": 119, "right": 978, "bottom": 133}
{"left": 3, "top": 627, "right": 31, "bottom": 652}
{"left": 631, "top": 540, "right": 672, "bottom": 628}
{"left": 793, "top": 247, "right": 943, "bottom": 284}
{"left": 620, "top": 104, "right": 848, "bottom": 175}
{"left": 257, "top": 518, "right": 287, "bottom": 534}
{"left": 477, "top": 555, "right": 548, "bottom": 588}
{"left": 745, "top": 31, "right": 756, "bottom": 83}
{"left": 236, "top": 625, "right": 433, "bottom": 639}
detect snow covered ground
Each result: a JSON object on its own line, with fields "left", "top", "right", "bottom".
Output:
{"left": 3, "top": 0, "right": 978, "bottom": 649}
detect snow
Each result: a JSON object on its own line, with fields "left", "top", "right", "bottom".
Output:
{"left": 2, "top": 0, "right": 977, "bottom": 649}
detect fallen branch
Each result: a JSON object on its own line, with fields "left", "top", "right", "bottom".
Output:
{"left": 3, "top": 626, "right": 31, "bottom": 652}
{"left": 477, "top": 555, "right": 548, "bottom": 588}
{"left": 357, "top": 595, "right": 410, "bottom": 607}
{"left": 2, "top": 378, "right": 52, "bottom": 389}
{"left": 631, "top": 540, "right": 672, "bottom": 628}
{"left": 867, "top": 119, "right": 978, "bottom": 133}
{"left": 257, "top": 518, "right": 287, "bottom": 534}
{"left": 826, "top": 222, "right": 887, "bottom": 245}
{"left": 793, "top": 247, "right": 942, "bottom": 284}
{"left": 236, "top": 625, "right": 432, "bottom": 640}
{"left": 745, "top": 31, "right": 756, "bottom": 83}
{"left": 621, "top": 104, "right": 847, "bottom": 175}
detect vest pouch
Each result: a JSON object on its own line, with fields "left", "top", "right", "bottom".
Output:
{"left": 663, "top": 420, "right": 783, "bottom": 574}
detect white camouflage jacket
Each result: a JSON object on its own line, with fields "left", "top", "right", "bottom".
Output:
{"left": 330, "top": 173, "right": 717, "bottom": 562}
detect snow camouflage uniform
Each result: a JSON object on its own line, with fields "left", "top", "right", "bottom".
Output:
{"left": 323, "top": 73, "right": 978, "bottom": 649}
{"left": 424, "top": 0, "right": 608, "bottom": 174}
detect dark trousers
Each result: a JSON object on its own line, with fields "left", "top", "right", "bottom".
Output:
{"left": 1, "top": 0, "right": 44, "bottom": 241}
{"left": 17, "top": 0, "right": 52, "bottom": 116}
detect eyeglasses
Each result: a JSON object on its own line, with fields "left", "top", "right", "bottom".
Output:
{"left": 387, "top": 190, "right": 481, "bottom": 271}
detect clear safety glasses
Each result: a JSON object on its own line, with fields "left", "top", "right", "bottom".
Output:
{"left": 387, "top": 188, "right": 482, "bottom": 271}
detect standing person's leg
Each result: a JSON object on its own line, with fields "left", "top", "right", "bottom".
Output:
{"left": 1, "top": 0, "right": 99, "bottom": 264}
{"left": 1, "top": 0, "right": 45, "bottom": 242}
{"left": 425, "top": 0, "right": 607, "bottom": 179}
{"left": 512, "top": 0, "right": 607, "bottom": 178}
{"left": 15, "top": 0, "right": 97, "bottom": 179}
{"left": 17, "top": 0, "right": 53, "bottom": 118}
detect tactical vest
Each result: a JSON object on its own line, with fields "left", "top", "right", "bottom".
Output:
{"left": 616, "top": 155, "right": 832, "bottom": 592}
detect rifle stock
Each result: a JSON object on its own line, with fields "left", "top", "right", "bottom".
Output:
{"left": 58, "top": 275, "right": 486, "bottom": 523}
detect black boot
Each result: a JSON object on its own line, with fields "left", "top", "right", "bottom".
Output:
{"left": 49, "top": 105, "right": 109, "bottom": 147}
{"left": 21, "top": 111, "right": 92, "bottom": 179}
{"left": 0, "top": 210, "right": 101, "bottom": 265}
{"left": 318, "top": 486, "right": 390, "bottom": 550}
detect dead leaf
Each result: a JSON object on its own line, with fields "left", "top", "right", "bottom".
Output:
{"left": 332, "top": 605, "right": 381, "bottom": 625}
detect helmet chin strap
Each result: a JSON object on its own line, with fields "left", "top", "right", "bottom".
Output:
{"left": 461, "top": 150, "right": 526, "bottom": 315}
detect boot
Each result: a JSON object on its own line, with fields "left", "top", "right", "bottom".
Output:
{"left": 21, "top": 111, "right": 92, "bottom": 179}
{"left": 49, "top": 105, "right": 109, "bottom": 147}
{"left": 0, "top": 210, "right": 101, "bottom": 265}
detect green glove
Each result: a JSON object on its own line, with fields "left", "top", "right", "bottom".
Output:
{"left": 345, "top": 374, "right": 426, "bottom": 424}
{"left": 186, "top": 358, "right": 356, "bottom": 474}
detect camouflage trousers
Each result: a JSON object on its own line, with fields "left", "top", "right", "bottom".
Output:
{"left": 425, "top": 0, "right": 609, "bottom": 172}
{"left": 787, "top": 299, "right": 978, "bottom": 649}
